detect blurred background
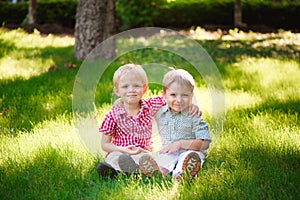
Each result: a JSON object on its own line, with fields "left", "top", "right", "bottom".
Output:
{"left": 1, "top": 0, "right": 299, "bottom": 35}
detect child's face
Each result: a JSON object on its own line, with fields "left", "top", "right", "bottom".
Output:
{"left": 114, "top": 73, "right": 147, "bottom": 105}
{"left": 162, "top": 82, "right": 193, "bottom": 113}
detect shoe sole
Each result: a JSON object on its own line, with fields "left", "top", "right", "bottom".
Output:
{"left": 118, "top": 154, "right": 139, "bottom": 173}
{"left": 182, "top": 152, "right": 201, "bottom": 177}
{"left": 139, "top": 154, "right": 160, "bottom": 177}
{"left": 96, "top": 162, "right": 118, "bottom": 178}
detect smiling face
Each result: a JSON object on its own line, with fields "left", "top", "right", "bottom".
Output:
{"left": 162, "top": 69, "right": 195, "bottom": 113}
{"left": 162, "top": 81, "right": 193, "bottom": 113}
{"left": 113, "top": 64, "right": 148, "bottom": 106}
{"left": 114, "top": 73, "right": 147, "bottom": 105}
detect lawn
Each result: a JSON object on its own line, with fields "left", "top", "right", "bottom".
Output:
{"left": 0, "top": 27, "right": 299, "bottom": 200}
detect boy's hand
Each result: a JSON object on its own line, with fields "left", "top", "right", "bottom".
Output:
{"left": 159, "top": 142, "right": 181, "bottom": 154}
{"left": 121, "top": 145, "right": 141, "bottom": 155}
{"left": 113, "top": 98, "right": 124, "bottom": 108}
{"left": 188, "top": 104, "right": 202, "bottom": 117}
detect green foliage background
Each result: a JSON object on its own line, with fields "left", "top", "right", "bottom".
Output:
{"left": 0, "top": 0, "right": 300, "bottom": 30}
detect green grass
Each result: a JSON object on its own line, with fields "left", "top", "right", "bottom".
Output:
{"left": 0, "top": 27, "right": 300, "bottom": 199}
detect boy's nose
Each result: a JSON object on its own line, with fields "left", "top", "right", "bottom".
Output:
{"left": 176, "top": 96, "right": 182, "bottom": 102}
{"left": 129, "top": 86, "right": 136, "bottom": 91}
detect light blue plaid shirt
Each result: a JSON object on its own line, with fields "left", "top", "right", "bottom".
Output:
{"left": 154, "top": 105, "right": 211, "bottom": 154}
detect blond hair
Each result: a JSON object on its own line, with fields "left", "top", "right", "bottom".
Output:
{"left": 162, "top": 69, "right": 195, "bottom": 92}
{"left": 113, "top": 64, "right": 148, "bottom": 88}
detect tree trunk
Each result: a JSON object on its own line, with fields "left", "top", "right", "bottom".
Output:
{"left": 28, "top": 0, "right": 37, "bottom": 25}
{"left": 234, "top": 0, "right": 246, "bottom": 28}
{"left": 74, "top": 0, "right": 116, "bottom": 61}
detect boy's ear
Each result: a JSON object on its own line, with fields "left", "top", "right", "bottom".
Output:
{"left": 114, "top": 87, "right": 119, "bottom": 96}
{"left": 161, "top": 90, "right": 166, "bottom": 98}
{"left": 143, "top": 85, "right": 148, "bottom": 94}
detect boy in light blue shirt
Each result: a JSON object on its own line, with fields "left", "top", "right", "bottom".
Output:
{"left": 139, "top": 69, "right": 211, "bottom": 179}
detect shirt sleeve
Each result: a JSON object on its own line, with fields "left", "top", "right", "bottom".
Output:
{"left": 99, "top": 110, "right": 116, "bottom": 136}
{"left": 192, "top": 116, "right": 211, "bottom": 141}
{"left": 145, "top": 96, "right": 166, "bottom": 113}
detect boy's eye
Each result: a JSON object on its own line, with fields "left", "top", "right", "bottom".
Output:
{"left": 134, "top": 84, "right": 142, "bottom": 88}
{"left": 121, "top": 85, "right": 128, "bottom": 88}
{"left": 182, "top": 94, "right": 189, "bottom": 97}
{"left": 170, "top": 94, "right": 176, "bottom": 96}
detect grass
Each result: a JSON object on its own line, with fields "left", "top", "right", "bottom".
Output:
{"left": 0, "top": 27, "right": 300, "bottom": 200}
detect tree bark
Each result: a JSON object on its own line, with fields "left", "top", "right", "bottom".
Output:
{"left": 74, "top": 0, "right": 116, "bottom": 61}
{"left": 234, "top": 0, "right": 246, "bottom": 28}
{"left": 28, "top": 0, "right": 37, "bottom": 25}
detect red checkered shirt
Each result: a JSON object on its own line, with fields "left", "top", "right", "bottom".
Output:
{"left": 100, "top": 96, "right": 165, "bottom": 151}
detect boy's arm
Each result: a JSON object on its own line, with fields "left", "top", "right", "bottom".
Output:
{"left": 189, "top": 104, "right": 202, "bottom": 117}
{"left": 113, "top": 96, "right": 165, "bottom": 110}
{"left": 101, "top": 134, "right": 119, "bottom": 153}
{"left": 177, "top": 139, "right": 210, "bottom": 151}
{"left": 159, "top": 139, "right": 209, "bottom": 154}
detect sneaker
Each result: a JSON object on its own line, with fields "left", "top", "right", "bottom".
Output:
{"left": 181, "top": 152, "right": 201, "bottom": 178}
{"left": 118, "top": 154, "right": 139, "bottom": 174}
{"left": 139, "top": 154, "right": 161, "bottom": 177}
{"left": 96, "top": 162, "right": 118, "bottom": 178}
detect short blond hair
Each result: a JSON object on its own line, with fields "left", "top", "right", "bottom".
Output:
{"left": 113, "top": 64, "right": 148, "bottom": 87}
{"left": 162, "top": 69, "right": 195, "bottom": 92}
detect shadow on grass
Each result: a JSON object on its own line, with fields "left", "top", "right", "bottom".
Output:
{"left": 204, "top": 143, "right": 300, "bottom": 199}
{"left": 0, "top": 38, "right": 16, "bottom": 59}
{"left": 229, "top": 98, "right": 300, "bottom": 122}
{"left": 0, "top": 68, "right": 77, "bottom": 134}
{"left": 238, "top": 145, "right": 300, "bottom": 198}
{"left": 0, "top": 146, "right": 100, "bottom": 200}
{"left": 0, "top": 144, "right": 175, "bottom": 200}
{"left": 199, "top": 96, "right": 300, "bottom": 199}
{"left": 0, "top": 44, "right": 81, "bottom": 135}
{"left": 249, "top": 98, "right": 299, "bottom": 116}
{"left": 198, "top": 37, "right": 300, "bottom": 75}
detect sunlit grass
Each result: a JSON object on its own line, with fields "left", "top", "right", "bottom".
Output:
{"left": 222, "top": 57, "right": 300, "bottom": 100}
{"left": 0, "top": 115, "right": 83, "bottom": 164}
{"left": 0, "top": 115, "right": 97, "bottom": 199}
{"left": 0, "top": 28, "right": 75, "bottom": 79}
{"left": 0, "top": 28, "right": 74, "bottom": 48}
